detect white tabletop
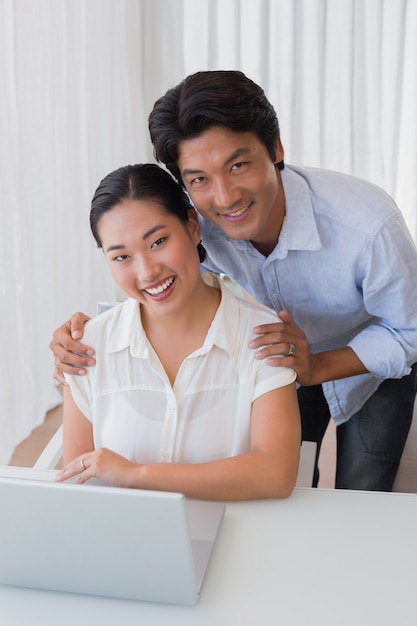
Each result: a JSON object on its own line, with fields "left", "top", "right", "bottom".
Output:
{"left": 1, "top": 486, "right": 416, "bottom": 625}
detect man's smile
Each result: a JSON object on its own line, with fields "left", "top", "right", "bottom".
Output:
{"left": 218, "top": 203, "right": 252, "bottom": 221}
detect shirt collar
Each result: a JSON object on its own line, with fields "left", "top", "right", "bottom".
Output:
{"left": 277, "top": 165, "right": 322, "bottom": 254}
{"left": 197, "top": 272, "right": 239, "bottom": 357}
{"left": 103, "top": 273, "right": 238, "bottom": 359}
{"left": 106, "top": 298, "right": 147, "bottom": 356}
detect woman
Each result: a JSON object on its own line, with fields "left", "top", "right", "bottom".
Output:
{"left": 55, "top": 164, "right": 301, "bottom": 500}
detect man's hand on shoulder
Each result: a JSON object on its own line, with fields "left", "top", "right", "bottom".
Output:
{"left": 49, "top": 312, "right": 94, "bottom": 384}
{"left": 250, "top": 310, "right": 368, "bottom": 385}
{"left": 249, "top": 310, "right": 320, "bottom": 385}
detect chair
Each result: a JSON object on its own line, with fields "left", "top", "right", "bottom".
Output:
{"left": 33, "top": 423, "right": 63, "bottom": 470}
{"left": 296, "top": 441, "right": 316, "bottom": 487}
{"left": 33, "top": 425, "right": 317, "bottom": 488}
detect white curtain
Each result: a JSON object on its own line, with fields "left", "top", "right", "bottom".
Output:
{"left": 0, "top": 0, "right": 150, "bottom": 463}
{"left": 1, "top": 0, "right": 416, "bottom": 463}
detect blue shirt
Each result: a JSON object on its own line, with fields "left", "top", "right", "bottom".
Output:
{"left": 200, "top": 165, "right": 417, "bottom": 425}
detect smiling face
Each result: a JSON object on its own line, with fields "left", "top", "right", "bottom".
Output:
{"left": 177, "top": 126, "right": 286, "bottom": 256}
{"left": 97, "top": 198, "right": 203, "bottom": 319}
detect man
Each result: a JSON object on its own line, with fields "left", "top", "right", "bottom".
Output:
{"left": 51, "top": 70, "right": 417, "bottom": 490}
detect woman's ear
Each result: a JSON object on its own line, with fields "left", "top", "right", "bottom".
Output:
{"left": 187, "top": 208, "right": 201, "bottom": 245}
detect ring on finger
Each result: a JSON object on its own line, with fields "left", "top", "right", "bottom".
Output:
{"left": 80, "top": 459, "right": 86, "bottom": 471}
{"left": 287, "top": 343, "right": 295, "bottom": 357}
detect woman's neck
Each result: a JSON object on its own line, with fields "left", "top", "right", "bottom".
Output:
{"left": 140, "top": 278, "right": 221, "bottom": 385}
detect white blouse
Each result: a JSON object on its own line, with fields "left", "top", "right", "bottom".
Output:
{"left": 65, "top": 274, "right": 296, "bottom": 464}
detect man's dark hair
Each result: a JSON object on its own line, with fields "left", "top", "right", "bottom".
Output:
{"left": 148, "top": 70, "right": 283, "bottom": 185}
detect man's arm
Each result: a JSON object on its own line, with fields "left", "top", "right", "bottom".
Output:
{"left": 49, "top": 313, "right": 95, "bottom": 384}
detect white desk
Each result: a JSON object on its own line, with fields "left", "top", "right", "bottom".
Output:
{"left": 1, "top": 484, "right": 416, "bottom": 625}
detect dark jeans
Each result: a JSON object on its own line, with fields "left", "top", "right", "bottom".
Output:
{"left": 298, "top": 362, "right": 417, "bottom": 491}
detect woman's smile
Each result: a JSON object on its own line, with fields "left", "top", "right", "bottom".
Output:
{"left": 142, "top": 276, "right": 176, "bottom": 299}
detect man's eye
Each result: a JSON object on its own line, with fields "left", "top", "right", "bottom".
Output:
{"left": 231, "top": 161, "right": 245, "bottom": 171}
{"left": 190, "top": 176, "right": 205, "bottom": 185}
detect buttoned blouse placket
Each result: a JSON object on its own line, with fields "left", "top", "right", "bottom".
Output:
{"left": 157, "top": 355, "right": 200, "bottom": 464}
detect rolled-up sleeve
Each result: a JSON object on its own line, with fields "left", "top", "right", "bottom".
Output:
{"left": 348, "top": 213, "right": 417, "bottom": 378}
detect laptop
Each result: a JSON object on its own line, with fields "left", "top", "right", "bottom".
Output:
{"left": 0, "top": 469, "right": 225, "bottom": 605}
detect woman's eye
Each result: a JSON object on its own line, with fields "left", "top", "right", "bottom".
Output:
{"left": 114, "top": 254, "right": 129, "bottom": 262}
{"left": 151, "top": 237, "right": 166, "bottom": 248}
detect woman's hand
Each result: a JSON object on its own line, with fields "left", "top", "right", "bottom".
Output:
{"left": 55, "top": 448, "right": 138, "bottom": 488}
{"left": 49, "top": 313, "right": 95, "bottom": 384}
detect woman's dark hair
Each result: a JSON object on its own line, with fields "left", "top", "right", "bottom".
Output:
{"left": 148, "top": 70, "right": 283, "bottom": 185}
{"left": 90, "top": 163, "right": 206, "bottom": 261}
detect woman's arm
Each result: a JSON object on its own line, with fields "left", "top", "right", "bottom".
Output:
{"left": 56, "top": 382, "right": 301, "bottom": 501}
{"left": 133, "top": 382, "right": 301, "bottom": 500}
{"left": 62, "top": 385, "right": 95, "bottom": 465}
